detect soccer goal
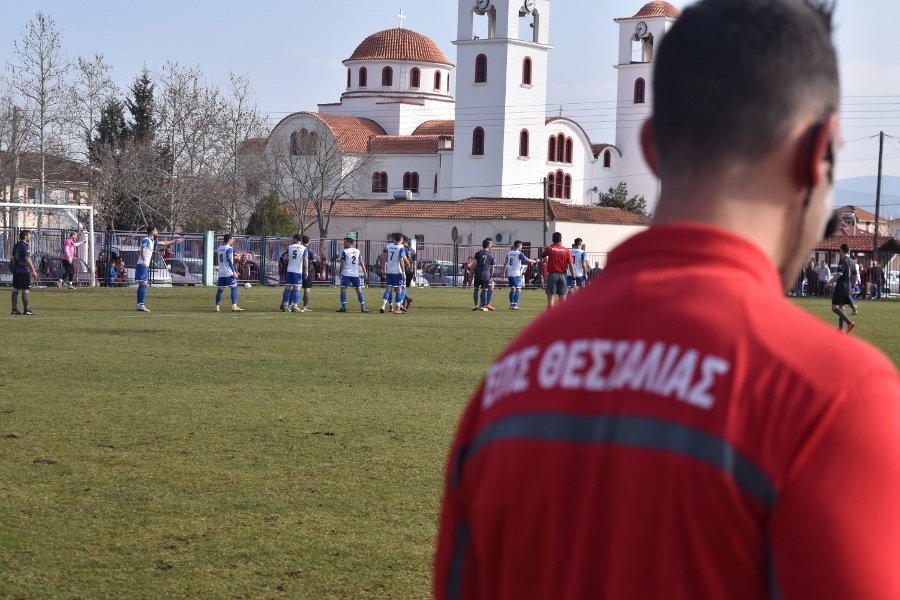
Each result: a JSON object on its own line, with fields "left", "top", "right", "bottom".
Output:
{"left": 0, "top": 202, "right": 96, "bottom": 287}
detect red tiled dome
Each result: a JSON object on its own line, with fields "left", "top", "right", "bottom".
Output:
{"left": 347, "top": 28, "right": 453, "bottom": 66}
{"left": 626, "top": 1, "right": 680, "bottom": 19}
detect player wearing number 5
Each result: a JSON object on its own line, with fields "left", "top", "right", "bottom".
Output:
{"left": 337, "top": 237, "right": 368, "bottom": 313}
{"left": 215, "top": 234, "right": 244, "bottom": 312}
{"left": 281, "top": 234, "right": 309, "bottom": 313}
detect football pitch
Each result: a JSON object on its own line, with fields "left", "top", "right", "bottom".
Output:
{"left": 1, "top": 286, "right": 898, "bottom": 599}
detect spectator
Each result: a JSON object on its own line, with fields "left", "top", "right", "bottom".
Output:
{"left": 95, "top": 252, "right": 107, "bottom": 283}
{"left": 816, "top": 260, "right": 831, "bottom": 295}
{"left": 463, "top": 256, "right": 475, "bottom": 288}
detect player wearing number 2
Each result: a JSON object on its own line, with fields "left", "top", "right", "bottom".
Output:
{"left": 281, "top": 234, "right": 309, "bottom": 313}
{"left": 215, "top": 234, "right": 243, "bottom": 312}
{"left": 506, "top": 240, "right": 537, "bottom": 310}
{"left": 337, "top": 237, "right": 368, "bottom": 313}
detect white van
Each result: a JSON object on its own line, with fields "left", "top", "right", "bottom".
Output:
{"left": 110, "top": 245, "right": 173, "bottom": 287}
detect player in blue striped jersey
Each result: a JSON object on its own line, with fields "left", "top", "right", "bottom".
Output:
{"left": 505, "top": 240, "right": 538, "bottom": 310}
{"left": 337, "top": 237, "right": 368, "bottom": 313}
{"left": 281, "top": 234, "right": 309, "bottom": 312}
{"left": 567, "top": 237, "right": 589, "bottom": 295}
{"left": 380, "top": 232, "right": 409, "bottom": 314}
{"left": 215, "top": 234, "right": 244, "bottom": 312}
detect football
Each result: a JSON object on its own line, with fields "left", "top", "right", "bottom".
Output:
{"left": 244, "top": 283, "right": 251, "bottom": 289}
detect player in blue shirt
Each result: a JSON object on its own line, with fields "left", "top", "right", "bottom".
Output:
{"left": 380, "top": 232, "right": 409, "bottom": 314}
{"left": 505, "top": 240, "right": 538, "bottom": 310}
{"left": 567, "top": 237, "right": 589, "bottom": 295}
{"left": 215, "top": 234, "right": 244, "bottom": 312}
{"left": 135, "top": 225, "right": 181, "bottom": 312}
{"left": 10, "top": 230, "right": 40, "bottom": 315}
{"left": 337, "top": 237, "right": 368, "bottom": 313}
{"left": 473, "top": 238, "right": 496, "bottom": 311}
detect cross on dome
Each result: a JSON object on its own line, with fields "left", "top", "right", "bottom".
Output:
{"left": 397, "top": 9, "right": 406, "bottom": 29}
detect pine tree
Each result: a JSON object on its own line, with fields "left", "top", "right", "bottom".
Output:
{"left": 596, "top": 182, "right": 649, "bottom": 217}
{"left": 245, "top": 192, "right": 296, "bottom": 236}
{"left": 126, "top": 70, "right": 157, "bottom": 142}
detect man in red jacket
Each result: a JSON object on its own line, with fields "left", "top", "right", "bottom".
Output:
{"left": 542, "top": 231, "right": 573, "bottom": 309}
{"left": 434, "top": 1, "right": 900, "bottom": 598}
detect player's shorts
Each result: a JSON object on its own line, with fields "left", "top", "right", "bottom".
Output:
{"left": 385, "top": 273, "right": 404, "bottom": 287}
{"left": 832, "top": 284, "right": 852, "bottom": 306}
{"left": 341, "top": 275, "right": 362, "bottom": 288}
{"left": 134, "top": 264, "right": 149, "bottom": 283}
{"left": 507, "top": 276, "right": 524, "bottom": 289}
{"left": 285, "top": 271, "right": 302, "bottom": 286}
{"left": 567, "top": 275, "right": 586, "bottom": 288}
{"left": 302, "top": 274, "right": 312, "bottom": 289}
{"left": 12, "top": 272, "right": 31, "bottom": 290}
{"left": 62, "top": 260, "right": 74, "bottom": 275}
{"left": 217, "top": 276, "right": 237, "bottom": 287}
{"left": 474, "top": 277, "right": 493, "bottom": 289}
{"left": 546, "top": 272, "right": 567, "bottom": 296}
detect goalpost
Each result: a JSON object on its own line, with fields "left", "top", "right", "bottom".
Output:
{"left": 1, "top": 202, "right": 96, "bottom": 287}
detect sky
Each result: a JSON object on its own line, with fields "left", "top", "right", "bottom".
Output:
{"left": 2, "top": 0, "right": 899, "bottom": 199}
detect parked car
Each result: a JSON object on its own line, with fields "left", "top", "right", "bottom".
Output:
{"left": 887, "top": 270, "right": 900, "bottom": 295}
{"left": 165, "top": 258, "right": 203, "bottom": 286}
{"left": 421, "top": 260, "right": 467, "bottom": 287}
{"left": 109, "top": 246, "right": 172, "bottom": 286}
{"left": 0, "top": 260, "right": 11, "bottom": 286}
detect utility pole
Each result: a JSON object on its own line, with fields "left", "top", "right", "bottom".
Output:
{"left": 873, "top": 131, "right": 883, "bottom": 266}
{"left": 542, "top": 176, "right": 548, "bottom": 249}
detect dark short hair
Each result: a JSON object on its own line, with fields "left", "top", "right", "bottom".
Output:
{"left": 301, "top": 235, "right": 310, "bottom": 245}
{"left": 293, "top": 234, "right": 302, "bottom": 242}
{"left": 19, "top": 230, "right": 29, "bottom": 240}
{"left": 513, "top": 240, "right": 522, "bottom": 248}
{"left": 147, "top": 225, "right": 156, "bottom": 235}
{"left": 840, "top": 243, "right": 850, "bottom": 254}
{"left": 392, "top": 232, "right": 403, "bottom": 243}
{"left": 552, "top": 232, "right": 562, "bottom": 244}
{"left": 574, "top": 237, "right": 582, "bottom": 246}
{"left": 653, "top": 0, "right": 838, "bottom": 177}
{"left": 482, "top": 238, "right": 492, "bottom": 248}
{"left": 223, "top": 234, "right": 233, "bottom": 244}
{"left": 344, "top": 237, "right": 354, "bottom": 244}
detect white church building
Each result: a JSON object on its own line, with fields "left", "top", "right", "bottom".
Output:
{"left": 257, "top": 0, "right": 681, "bottom": 247}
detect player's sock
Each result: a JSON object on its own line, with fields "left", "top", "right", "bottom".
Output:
{"left": 290, "top": 289, "right": 300, "bottom": 306}
{"left": 486, "top": 288, "right": 493, "bottom": 306}
{"left": 282, "top": 288, "right": 290, "bottom": 306}
{"left": 215, "top": 288, "right": 224, "bottom": 306}
{"left": 474, "top": 287, "right": 480, "bottom": 307}
{"left": 340, "top": 290, "right": 347, "bottom": 309}
{"left": 303, "top": 290, "right": 310, "bottom": 308}
{"left": 515, "top": 290, "right": 521, "bottom": 305}
{"left": 22, "top": 294, "right": 29, "bottom": 311}
{"left": 383, "top": 289, "right": 391, "bottom": 305}
{"left": 480, "top": 289, "right": 487, "bottom": 306}
{"left": 509, "top": 290, "right": 515, "bottom": 304}
{"left": 11, "top": 291, "right": 18, "bottom": 311}
{"left": 230, "top": 287, "right": 238, "bottom": 306}
{"left": 832, "top": 306, "right": 851, "bottom": 328}
{"left": 137, "top": 285, "right": 147, "bottom": 305}
{"left": 357, "top": 291, "right": 365, "bottom": 307}
{"left": 398, "top": 287, "right": 406, "bottom": 304}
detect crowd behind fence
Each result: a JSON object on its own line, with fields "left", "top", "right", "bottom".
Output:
{"left": 0, "top": 227, "right": 611, "bottom": 289}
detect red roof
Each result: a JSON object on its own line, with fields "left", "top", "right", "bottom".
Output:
{"left": 347, "top": 28, "right": 453, "bottom": 66}
{"left": 309, "top": 197, "right": 649, "bottom": 225}
{"left": 236, "top": 138, "right": 267, "bottom": 156}
{"left": 412, "top": 120, "right": 455, "bottom": 136}
{"left": 591, "top": 143, "right": 620, "bottom": 158}
{"left": 815, "top": 234, "right": 900, "bottom": 253}
{"left": 617, "top": 1, "right": 680, "bottom": 20}
{"left": 834, "top": 205, "right": 887, "bottom": 224}
{"left": 368, "top": 135, "right": 442, "bottom": 154}
{"left": 0, "top": 151, "right": 89, "bottom": 183}
{"left": 308, "top": 113, "right": 386, "bottom": 153}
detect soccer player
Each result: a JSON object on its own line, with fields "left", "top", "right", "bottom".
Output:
{"left": 380, "top": 232, "right": 408, "bottom": 314}
{"left": 542, "top": 231, "right": 573, "bottom": 309}
{"left": 435, "top": 2, "right": 900, "bottom": 598}
{"left": 10, "top": 230, "right": 39, "bottom": 315}
{"left": 281, "top": 234, "right": 308, "bottom": 313}
{"left": 300, "top": 235, "right": 314, "bottom": 312}
{"left": 214, "top": 234, "right": 244, "bottom": 312}
{"left": 829, "top": 242, "right": 856, "bottom": 333}
{"left": 337, "top": 237, "right": 368, "bottom": 313}
{"left": 505, "top": 240, "right": 536, "bottom": 310}
{"left": 59, "top": 230, "right": 86, "bottom": 289}
{"left": 135, "top": 225, "right": 181, "bottom": 313}
{"left": 472, "top": 238, "right": 495, "bottom": 311}
{"left": 566, "top": 237, "right": 589, "bottom": 295}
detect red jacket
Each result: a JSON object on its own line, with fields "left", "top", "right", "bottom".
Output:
{"left": 543, "top": 243, "right": 572, "bottom": 274}
{"left": 435, "top": 223, "right": 900, "bottom": 599}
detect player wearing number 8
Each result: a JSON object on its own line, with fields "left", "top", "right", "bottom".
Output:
{"left": 337, "top": 238, "right": 368, "bottom": 313}
{"left": 281, "top": 234, "right": 309, "bottom": 313}
{"left": 214, "top": 234, "right": 243, "bottom": 312}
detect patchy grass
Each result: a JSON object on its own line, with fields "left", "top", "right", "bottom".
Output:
{"left": 0, "top": 286, "right": 896, "bottom": 598}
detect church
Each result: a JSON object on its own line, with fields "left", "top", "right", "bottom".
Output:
{"left": 256, "top": 0, "right": 681, "bottom": 248}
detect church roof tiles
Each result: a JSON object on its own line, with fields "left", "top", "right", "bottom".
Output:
{"left": 617, "top": 1, "right": 680, "bottom": 20}
{"left": 412, "top": 120, "right": 455, "bottom": 136}
{"left": 307, "top": 113, "right": 386, "bottom": 153}
{"left": 347, "top": 28, "right": 453, "bottom": 67}
{"left": 368, "top": 135, "right": 443, "bottom": 154}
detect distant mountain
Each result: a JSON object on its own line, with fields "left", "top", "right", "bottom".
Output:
{"left": 834, "top": 176, "right": 900, "bottom": 218}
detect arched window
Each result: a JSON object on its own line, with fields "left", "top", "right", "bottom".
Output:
{"left": 290, "top": 129, "right": 318, "bottom": 156}
{"left": 565, "top": 138, "right": 573, "bottom": 164}
{"left": 555, "top": 169, "right": 564, "bottom": 199}
{"left": 634, "top": 78, "right": 646, "bottom": 104}
{"left": 382, "top": 66, "right": 393, "bottom": 87}
{"left": 603, "top": 149, "right": 611, "bottom": 168}
{"left": 347, "top": 68, "right": 351, "bottom": 88}
{"left": 472, "top": 127, "right": 485, "bottom": 155}
{"left": 359, "top": 67, "right": 368, "bottom": 87}
{"left": 372, "top": 172, "right": 388, "bottom": 193}
{"left": 403, "top": 172, "right": 420, "bottom": 193}
{"left": 556, "top": 133, "right": 565, "bottom": 162}
{"left": 434, "top": 71, "right": 442, "bottom": 90}
{"left": 447, "top": 73, "right": 451, "bottom": 91}
{"left": 410, "top": 67, "right": 420, "bottom": 88}
{"left": 519, "top": 130, "right": 529, "bottom": 157}
{"left": 522, "top": 57, "right": 532, "bottom": 85}
{"left": 475, "top": 54, "right": 488, "bottom": 83}
{"left": 564, "top": 174, "right": 572, "bottom": 200}
{"left": 548, "top": 137, "right": 556, "bottom": 162}
{"left": 547, "top": 173, "right": 556, "bottom": 198}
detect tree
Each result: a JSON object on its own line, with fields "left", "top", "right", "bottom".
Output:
{"left": 70, "top": 54, "right": 118, "bottom": 162}
{"left": 245, "top": 191, "right": 295, "bottom": 236}
{"left": 126, "top": 69, "right": 157, "bottom": 142}
{"left": 596, "top": 181, "right": 648, "bottom": 217}
{"left": 6, "top": 11, "right": 72, "bottom": 228}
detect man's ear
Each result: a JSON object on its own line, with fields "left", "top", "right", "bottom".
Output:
{"left": 798, "top": 113, "right": 839, "bottom": 190}
{"left": 639, "top": 118, "right": 660, "bottom": 177}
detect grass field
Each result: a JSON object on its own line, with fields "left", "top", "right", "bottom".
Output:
{"left": 1, "top": 285, "right": 898, "bottom": 599}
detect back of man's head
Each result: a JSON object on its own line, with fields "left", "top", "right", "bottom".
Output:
{"left": 840, "top": 242, "right": 850, "bottom": 254}
{"left": 293, "top": 234, "right": 302, "bottom": 243}
{"left": 302, "top": 235, "right": 310, "bottom": 245}
{"left": 552, "top": 232, "right": 562, "bottom": 244}
{"left": 393, "top": 232, "right": 403, "bottom": 243}
{"left": 653, "top": 0, "right": 838, "bottom": 180}
{"left": 482, "top": 238, "right": 492, "bottom": 249}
